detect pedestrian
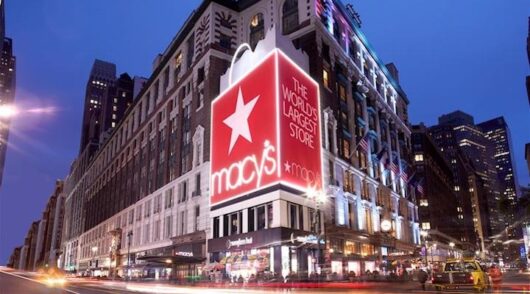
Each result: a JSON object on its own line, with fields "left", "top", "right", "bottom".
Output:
{"left": 418, "top": 268, "right": 428, "bottom": 291}
{"left": 488, "top": 264, "right": 502, "bottom": 291}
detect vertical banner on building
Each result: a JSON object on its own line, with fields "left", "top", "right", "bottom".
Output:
{"left": 210, "top": 49, "right": 322, "bottom": 206}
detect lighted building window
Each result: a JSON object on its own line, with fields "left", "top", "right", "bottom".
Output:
{"left": 249, "top": 13, "right": 264, "bottom": 50}
{"left": 323, "top": 69, "right": 329, "bottom": 88}
{"left": 421, "top": 222, "right": 431, "bottom": 230}
{"left": 454, "top": 186, "right": 460, "bottom": 192}
{"left": 419, "top": 199, "right": 429, "bottom": 207}
{"left": 282, "top": 0, "right": 299, "bottom": 35}
{"left": 338, "top": 83, "right": 347, "bottom": 101}
{"left": 414, "top": 154, "right": 424, "bottom": 162}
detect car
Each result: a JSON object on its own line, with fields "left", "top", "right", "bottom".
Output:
{"left": 431, "top": 259, "right": 489, "bottom": 292}
{"left": 39, "top": 268, "right": 67, "bottom": 287}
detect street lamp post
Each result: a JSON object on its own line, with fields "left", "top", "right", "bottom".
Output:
{"left": 449, "top": 242, "right": 455, "bottom": 259}
{"left": 307, "top": 188, "right": 326, "bottom": 280}
{"left": 91, "top": 246, "right": 98, "bottom": 277}
{"left": 126, "top": 231, "right": 133, "bottom": 281}
{"left": 420, "top": 230, "right": 429, "bottom": 267}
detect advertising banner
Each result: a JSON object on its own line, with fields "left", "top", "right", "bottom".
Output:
{"left": 210, "top": 49, "right": 322, "bottom": 206}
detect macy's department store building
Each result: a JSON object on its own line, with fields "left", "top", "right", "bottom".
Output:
{"left": 205, "top": 27, "right": 419, "bottom": 281}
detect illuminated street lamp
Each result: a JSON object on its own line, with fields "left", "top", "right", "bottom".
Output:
{"left": 0, "top": 104, "right": 18, "bottom": 119}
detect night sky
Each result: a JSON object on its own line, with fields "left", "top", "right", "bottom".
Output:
{"left": 1, "top": 0, "right": 529, "bottom": 264}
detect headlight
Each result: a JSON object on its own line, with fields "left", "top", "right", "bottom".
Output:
{"left": 45, "top": 278, "right": 66, "bottom": 286}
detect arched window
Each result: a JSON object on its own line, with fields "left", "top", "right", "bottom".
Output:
{"left": 282, "top": 0, "right": 299, "bottom": 35}
{"left": 249, "top": 13, "right": 264, "bottom": 50}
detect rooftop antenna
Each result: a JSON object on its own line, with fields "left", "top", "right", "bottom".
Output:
{"left": 345, "top": 3, "right": 362, "bottom": 27}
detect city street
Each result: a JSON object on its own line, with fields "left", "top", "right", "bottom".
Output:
{"left": 1, "top": 267, "right": 529, "bottom": 294}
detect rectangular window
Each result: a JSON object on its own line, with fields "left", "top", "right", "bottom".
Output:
{"left": 248, "top": 208, "right": 255, "bottom": 232}
{"left": 323, "top": 69, "right": 329, "bottom": 88}
{"left": 144, "top": 200, "right": 151, "bottom": 218}
{"left": 194, "top": 205, "right": 200, "bottom": 232}
{"left": 163, "top": 67, "right": 169, "bottom": 93}
{"left": 197, "top": 89, "right": 204, "bottom": 109}
{"left": 186, "top": 34, "right": 195, "bottom": 68}
{"left": 223, "top": 215, "right": 229, "bottom": 237}
{"left": 213, "top": 217, "right": 220, "bottom": 238}
{"left": 180, "top": 211, "right": 187, "bottom": 235}
{"left": 197, "top": 67, "right": 205, "bottom": 84}
{"left": 179, "top": 181, "right": 188, "bottom": 202}
{"left": 339, "top": 83, "right": 347, "bottom": 101}
{"left": 257, "top": 206, "right": 266, "bottom": 230}
{"left": 174, "top": 52, "right": 182, "bottom": 84}
{"left": 129, "top": 210, "right": 134, "bottom": 224}
{"left": 193, "top": 173, "right": 201, "bottom": 196}
{"left": 165, "top": 188, "right": 173, "bottom": 209}
{"left": 154, "top": 194, "right": 161, "bottom": 213}
{"left": 230, "top": 212, "right": 239, "bottom": 235}
{"left": 267, "top": 203, "right": 273, "bottom": 229}
{"left": 419, "top": 199, "right": 429, "bottom": 207}
{"left": 164, "top": 216, "right": 172, "bottom": 238}
{"left": 154, "top": 80, "right": 159, "bottom": 102}
{"left": 143, "top": 223, "right": 150, "bottom": 244}
{"left": 421, "top": 222, "right": 431, "bottom": 230}
{"left": 219, "top": 33, "right": 231, "bottom": 50}
{"left": 289, "top": 203, "right": 301, "bottom": 229}
{"left": 154, "top": 220, "right": 161, "bottom": 241}
{"left": 136, "top": 205, "right": 142, "bottom": 221}
{"left": 414, "top": 154, "right": 424, "bottom": 162}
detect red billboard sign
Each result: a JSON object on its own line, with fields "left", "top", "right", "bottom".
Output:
{"left": 210, "top": 49, "right": 322, "bottom": 206}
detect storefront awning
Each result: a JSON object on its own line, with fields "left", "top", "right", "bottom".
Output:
{"left": 137, "top": 255, "right": 205, "bottom": 265}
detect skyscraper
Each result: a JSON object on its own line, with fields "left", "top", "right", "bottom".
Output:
{"left": 0, "top": 28, "right": 15, "bottom": 187}
{"left": 79, "top": 60, "right": 135, "bottom": 156}
{"left": 478, "top": 117, "right": 519, "bottom": 217}
{"left": 437, "top": 111, "right": 503, "bottom": 233}
{"left": 411, "top": 124, "right": 463, "bottom": 245}
{"left": 78, "top": 59, "right": 117, "bottom": 154}
{"left": 430, "top": 114, "right": 493, "bottom": 253}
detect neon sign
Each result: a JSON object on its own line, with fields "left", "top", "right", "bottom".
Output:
{"left": 210, "top": 49, "right": 322, "bottom": 206}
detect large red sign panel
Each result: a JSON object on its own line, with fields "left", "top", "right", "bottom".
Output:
{"left": 210, "top": 49, "right": 322, "bottom": 206}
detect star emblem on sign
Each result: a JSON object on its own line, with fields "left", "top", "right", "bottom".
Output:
{"left": 223, "top": 87, "right": 260, "bottom": 154}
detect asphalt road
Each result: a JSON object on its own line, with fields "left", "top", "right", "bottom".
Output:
{"left": 0, "top": 268, "right": 138, "bottom": 294}
{"left": 1, "top": 267, "right": 528, "bottom": 294}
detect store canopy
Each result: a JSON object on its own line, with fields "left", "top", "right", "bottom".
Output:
{"left": 137, "top": 255, "right": 205, "bottom": 265}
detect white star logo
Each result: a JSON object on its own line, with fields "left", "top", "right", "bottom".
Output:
{"left": 223, "top": 87, "right": 260, "bottom": 154}
{"left": 284, "top": 161, "right": 291, "bottom": 173}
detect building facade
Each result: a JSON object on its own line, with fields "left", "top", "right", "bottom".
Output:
{"left": 8, "top": 180, "right": 65, "bottom": 271}
{"left": 61, "top": 0, "right": 419, "bottom": 281}
{"left": 18, "top": 221, "right": 40, "bottom": 271}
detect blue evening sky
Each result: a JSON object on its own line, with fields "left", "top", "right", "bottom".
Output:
{"left": 1, "top": 0, "right": 529, "bottom": 263}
